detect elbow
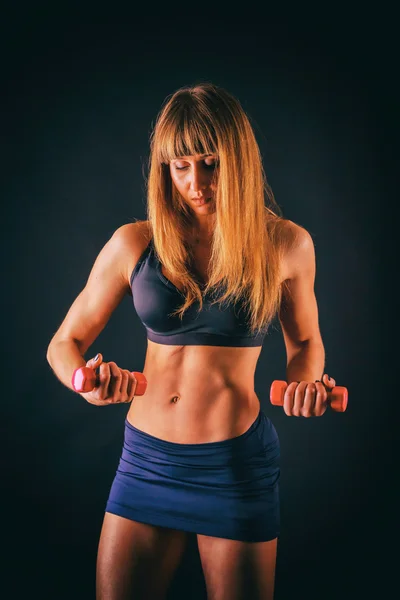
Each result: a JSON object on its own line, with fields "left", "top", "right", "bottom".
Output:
{"left": 285, "top": 336, "right": 324, "bottom": 361}
{"left": 46, "top": 342, "right": 54, "bottom": 365}
{"left": 299, "top": 333, "right": 323, "bottom": 344}
{"left": 297, "top": 336, "right": 324, "bottom": 350}
{"left": 46, "top": 336, "right": 61, "bottom": 364}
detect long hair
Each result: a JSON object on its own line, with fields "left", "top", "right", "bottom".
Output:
{"left": 144, "top": 82, "right": 288, "bottom": 337}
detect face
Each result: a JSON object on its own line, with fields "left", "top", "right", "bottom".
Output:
{"left": 169, "top": 154, "right": 218, "bottom": 212}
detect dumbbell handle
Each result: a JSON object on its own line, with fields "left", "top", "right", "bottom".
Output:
{"left": 270, "top": 380, "right": 348, "bottom": 412}
{"left": 71, "top": 366, "right": 147, "bottom": 396}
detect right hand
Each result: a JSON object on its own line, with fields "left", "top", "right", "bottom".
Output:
{"left": 80, "top": 353, "right": 139, "bottom": 406}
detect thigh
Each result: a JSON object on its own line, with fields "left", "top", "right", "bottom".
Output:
{"left": 96, "top": 511, "right": 188, "bottom": 600}
{"left": 197, "top": 533, "right": 278, "bottom": 600}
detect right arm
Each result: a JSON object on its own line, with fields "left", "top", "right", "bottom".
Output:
{"left": 46, "top": 222, "right": 141, "bottom": 393}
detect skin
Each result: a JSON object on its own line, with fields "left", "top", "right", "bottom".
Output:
{"left": 168, "top": 153, "right": 335, "bottom": 414}
{"left": 49, "top": 153, "right": 336, "bottom": 599}
{"left": 169, "top": 153, "right": 218, "bottom": 242}
{"left": 75, "top": 152, "right": 336, "bottom": 421}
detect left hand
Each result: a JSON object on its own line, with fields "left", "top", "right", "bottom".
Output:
{"left": 283, "top": 373, "right": 336, "bottom": 417}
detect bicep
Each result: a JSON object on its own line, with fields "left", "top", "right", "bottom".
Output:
{"left": 278, "top": 227, "right": 321, "bottom": 353}
{"left": 50, "top": 224, "right": 134, "bottom": 354}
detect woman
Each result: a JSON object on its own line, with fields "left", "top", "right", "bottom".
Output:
{"left": 47, "top": 82, "right": 335, "bottom": 600}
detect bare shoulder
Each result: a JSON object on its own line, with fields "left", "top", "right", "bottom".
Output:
{"left": 277, "top": 219, "right": 315, "bottom": 281}
{"left": 116, "top": 220, "right": 151, "bottom": 246}
{"left": 116, "top": 220, "right": 153, "bottom": 285}
{"left": 48, "top": 221, "right": 153, "bottom": 353}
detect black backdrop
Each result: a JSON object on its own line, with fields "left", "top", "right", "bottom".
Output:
{"left": 2, "top": 7, "right": 394, "bottom": 600}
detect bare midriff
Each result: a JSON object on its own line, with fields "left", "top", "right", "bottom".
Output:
{"left": 125, "top": 219, "right": 289, "bottom": 444}
{"left": 126, "top": 340, "right": 263, "bottom": 443}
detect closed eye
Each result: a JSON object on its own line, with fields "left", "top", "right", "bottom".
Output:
{"left": 175, "top": 162, "right": 217, "bottom": 171}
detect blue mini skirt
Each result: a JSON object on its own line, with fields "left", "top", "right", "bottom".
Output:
{"left": 105, "top": 408, "right": 280, "bottom": 542}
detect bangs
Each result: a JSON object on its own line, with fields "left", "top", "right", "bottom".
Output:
{"left": 155, "top": 104, "right": 219, "bottom": 164}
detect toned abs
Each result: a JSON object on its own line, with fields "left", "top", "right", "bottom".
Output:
{"left": 126, "top": 221, "right": 289, "bottom": 443}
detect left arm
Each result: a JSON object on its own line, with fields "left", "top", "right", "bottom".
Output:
{"left": 278, "top": 222, "right": 325, "bottom": 383}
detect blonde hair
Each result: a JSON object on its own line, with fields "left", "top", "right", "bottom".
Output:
{"left": 144, "top": 82, "right": 288, "bottom": 337}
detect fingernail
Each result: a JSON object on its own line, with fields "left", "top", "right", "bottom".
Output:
{"left": 93, "top": 354, "right": 99, "bottom": 361}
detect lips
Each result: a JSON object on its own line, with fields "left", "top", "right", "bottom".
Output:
{"left": 193, "top": 196, "right": 212, "bottom": 204}
{"left": 193, "top": 197, "right": 211, "bottom": 206}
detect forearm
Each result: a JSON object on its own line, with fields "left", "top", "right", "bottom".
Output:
{"left": 286, "top": 339, "right": 325, "bottom": 383}
{"left": 47, "top": 339, "right": 87, "bottom": 392}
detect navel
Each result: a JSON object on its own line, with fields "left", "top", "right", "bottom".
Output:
{"left": 170, "top": 396, "right": 180, "bottom": 404}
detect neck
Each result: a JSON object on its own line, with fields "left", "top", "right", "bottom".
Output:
{"left": 191, "top": 222, "right": 214, "bottom": 241}
{"left": 190, "top": 229, "right": 213, "bottom": 247}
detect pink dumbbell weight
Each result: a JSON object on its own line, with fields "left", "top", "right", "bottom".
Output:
{"left": 72, "top": 366, "right": 147, "bottom": 395}
{"left": 270, "top": 380, "right": 348, "bottom": 412}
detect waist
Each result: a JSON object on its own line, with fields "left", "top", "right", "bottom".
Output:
{"left": 126, "top": 384, "right": 261, "bottom": 444}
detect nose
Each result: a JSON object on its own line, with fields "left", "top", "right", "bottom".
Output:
{"left": 189, "top": 165, "right": 209, "bottom": 193}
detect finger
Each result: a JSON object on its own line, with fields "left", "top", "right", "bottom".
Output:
{"left": 86, "top": 353, "right": 103, "bottom": 368}
{"left": 283, "top": 382, "right": 298, "bottom": 416}
{"left": 314, "top": 382, "right": 327, "bottom": 416}
{"left": 98, "top": 362, "right": 111, "bottom": 400}
{"left": 301, "top": 383, "right": 316, "bottom": 417}
{"left": 82, "top": 354, "right": 103, "bottom": 392}
{"left": 292, "top": 382, "right": 307, "bottom": 417}
{"left": 322, "top": 373, "right": 336, "bottom": 389}
{"left": 108, "top": 362, "right": 122, "bottom": 402}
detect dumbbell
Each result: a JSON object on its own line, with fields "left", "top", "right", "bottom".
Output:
{"left": 72, "top": 366, "right": 148, "bottom": 395}
{"left": 270, "top": 380, "right": 348, "bottom": 412}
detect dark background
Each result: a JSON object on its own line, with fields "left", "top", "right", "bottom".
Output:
{"left": 2, "top": 6, "right": 395, "bottom": 600}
